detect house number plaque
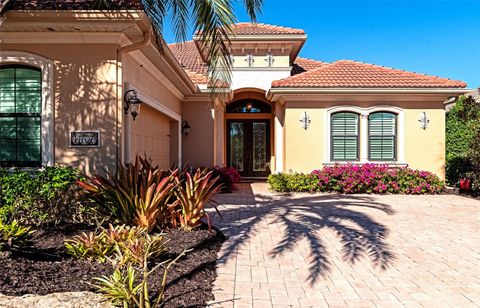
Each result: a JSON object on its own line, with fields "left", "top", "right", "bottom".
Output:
{"left": 70, "top": 131, "right": 100, "bottom": 147}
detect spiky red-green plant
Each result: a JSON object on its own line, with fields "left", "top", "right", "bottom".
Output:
{"left": 172, "top": 169, "right": 222, "bottom": 231}
{"left": 77, "top": 156, "right": 177, "bottom": 232}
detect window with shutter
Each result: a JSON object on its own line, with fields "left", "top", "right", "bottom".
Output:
{"left": 0, "top": 66, "right": 42, "bottom": 167}
{"left": 331, "top": 112, "right": 359, "bottom": 161}
{"left": 368, "top": 112, "right": 396, "bottom": 161}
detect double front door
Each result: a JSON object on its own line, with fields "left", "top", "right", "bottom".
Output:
{"left": 227, "top": 119, "right": 271, "bottom": 177}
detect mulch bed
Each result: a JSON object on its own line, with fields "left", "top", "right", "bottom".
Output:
{"left": 0, "top": 223, "right": 225, "bottom": 307}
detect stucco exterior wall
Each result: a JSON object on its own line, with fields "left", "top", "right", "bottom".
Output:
{"left": 181, "top": 101, "right": 214, "bottom": 167}
{"left": 122, "top": 53, "right": 184, "bottom": 168}
{"left": 1, "top": 43, "right": 119, "bottom": 175}
{"left": 283, "top": 99, "right": 446, "bottom": 179}
{"left": 404, "top": 107, "right": 445, "bottom": 178}
{"left": 284, "top": 106, "right": 326, "bottom": 172}
{"left": 122, "top": 54, "right": 181, "bottom": 115}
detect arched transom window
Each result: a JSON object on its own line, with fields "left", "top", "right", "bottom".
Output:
{"left": 0, "top": 65, "right": 42, "bottom": 167}
{"left": 226, "top": 99, "right": 272, "bottom": 113}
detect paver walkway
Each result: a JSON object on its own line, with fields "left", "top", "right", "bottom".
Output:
{"left": 208, "top": 183, "right": 480, "bottom": 308}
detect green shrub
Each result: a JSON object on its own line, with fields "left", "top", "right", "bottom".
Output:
{"left": 445, "top": 94, "right": 480, "bottom": 186}
{"left": 0, "top": 166, "right": 91, "bottom": 226}
{"left": 267, "top": 173, "right": 288, "bottom": 192}
{"left": 284, "top": 172, "right": 318, "bottom": 192}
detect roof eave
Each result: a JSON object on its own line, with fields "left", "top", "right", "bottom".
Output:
{"left": 267, "top": 87, "right": 470, "bottom": 100}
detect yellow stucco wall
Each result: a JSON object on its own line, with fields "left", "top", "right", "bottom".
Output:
{"left": 284, "top": 107, "right": 326, "bottom": 172}
{"left": 231, "top": 55, "right": 290, "bottom": 68}
{"left": 404, "top": 108, "right": 445, "bottom": 178}
{"left": 283, "top": 100, "right": 446, "bottom": 179}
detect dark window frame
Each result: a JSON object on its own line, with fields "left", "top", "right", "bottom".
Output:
{"left": 330, "top": 111, "right": 360, "bottom": 161}
{"left": 368, "top": 111, "right": 397, "bottom": 161}
{"left": 0, "top": 64, "right": 42, "bottom": 167}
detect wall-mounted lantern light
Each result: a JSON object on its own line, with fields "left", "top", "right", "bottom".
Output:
{"left": 181, "top": 120, "right": 191, "bottom": 136}
{"left": 419, "top": 111, "right": 429, "bottom": 130}
{"left": 300, "top": 112, "right": 311, "bottom": 130}
{"left": 124, "top": 89, "right": 142, "bottom": 120}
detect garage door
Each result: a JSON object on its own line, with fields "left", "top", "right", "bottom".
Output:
{"left": 130, "top": 104, "right": 171, "bottom": 169}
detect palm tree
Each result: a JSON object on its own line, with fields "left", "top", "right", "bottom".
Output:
{"left": 94, "top": 0, "right": 263, "bottom": 88}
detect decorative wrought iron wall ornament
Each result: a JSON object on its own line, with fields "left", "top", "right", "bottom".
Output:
{"left": 181, "top": 120, "right": 191, "bottom": 136}
{"left": 264, "top": 53, "right": 275, "bottom": 67}
{"left": 300, "top": 112, "right": 311, "bottom": 130}
{"left": 124, "top": 89, "right": 142, "bottom": 120}
{"left": 245, "top": 54, "right": 255, "bottom": 67}
{"left": 419, "top": 111, "right": 429, "bottom": 130}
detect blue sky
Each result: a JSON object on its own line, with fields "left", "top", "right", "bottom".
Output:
{"left": 163, "top": 0, "right": 480, "bottom": 88}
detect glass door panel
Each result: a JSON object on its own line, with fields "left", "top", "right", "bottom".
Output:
{"left": 229, "top": 122, "right": 244, "bottom": 172}
{"left": 252, "top": 122, "right": 267, "bottom": 172}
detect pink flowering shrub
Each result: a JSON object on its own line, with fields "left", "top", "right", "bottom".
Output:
{"left": 212, "top": 167, "right": 241, "bottom": 192}
{"left": 268, "top": 164, "right": 445, "bottom": 194}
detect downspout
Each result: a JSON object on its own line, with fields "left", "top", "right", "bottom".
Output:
{"left": 115, "top": 30, "right": 151, "bottom": 171}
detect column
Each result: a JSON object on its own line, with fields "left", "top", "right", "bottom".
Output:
{"left": 274, "top": 102, "right": 285, "bottom": 173}
{"left": 213, "top": 101, "right": 225, "bottom": 166}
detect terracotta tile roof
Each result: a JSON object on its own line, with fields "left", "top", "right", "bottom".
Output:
{"left": 272, "top": 60, "right": 467, "bottom": 88}
{"left": 184, "top": 69, "right": 208, "bottom": 85}
{"left": 168, "top": 41, "right": 208, "bottom": 76}
{"left": 228, "top": 22, "right": 305, "bottom": 35}
{"left": 168, "top": 41, "right": 328, "bottom": 84}
{"left": 291, "top": 57, "right": 328, "bottom": 75}
{"left": 4, "top": 0, "right": 142, "bottom": 10}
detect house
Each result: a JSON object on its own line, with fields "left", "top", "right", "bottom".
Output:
{"left": 0, "top": 1, "right": 468, "bottom": 179}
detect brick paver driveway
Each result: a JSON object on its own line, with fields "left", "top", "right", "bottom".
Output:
{"left": 208, "top": 183, "right": 480, "bottom": 308}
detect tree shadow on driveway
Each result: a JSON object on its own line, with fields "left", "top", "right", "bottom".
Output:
{"left": 214, "top": 184, "right": 396, "bottom": 285}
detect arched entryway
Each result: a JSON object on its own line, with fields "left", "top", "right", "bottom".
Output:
{"left": 225, "top": 89, "right": 273, "bottom": 177}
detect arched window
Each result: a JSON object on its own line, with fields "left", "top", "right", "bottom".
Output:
{"left": 331, "top": 112, "right": 359, "bottom": 161}
{"left": 0, "top": 65, "right": 42, "bottom": 167}
{"left": 368, "top": 112, "right": 397, "bottom": 161}
{"left": 226, "top": 99, "right": 271, "bottom": 113}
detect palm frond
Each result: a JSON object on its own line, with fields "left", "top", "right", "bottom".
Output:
{"left": 243, "top": 0, "right": 263, "bottom": 21}
{"left": 92, "top": 0, "right": 263, "bottom": 92}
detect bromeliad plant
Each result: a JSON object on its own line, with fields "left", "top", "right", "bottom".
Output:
{"left": 78, "top": 155, "right": 223, "bottom": 232}
{"left": 172, "top": 169, "right": 222, "bottom": 231}
{"left": 90, "top": 226, "right": 187, "bottom": 308}
{"left": 65, "top": 224, "right": 164, "bottom": 262}
{"left": 0, "top": 220, "right": 33, "bottom": 252}
{"left": 77, "top": 156, "right": 178, "bottom": 232}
